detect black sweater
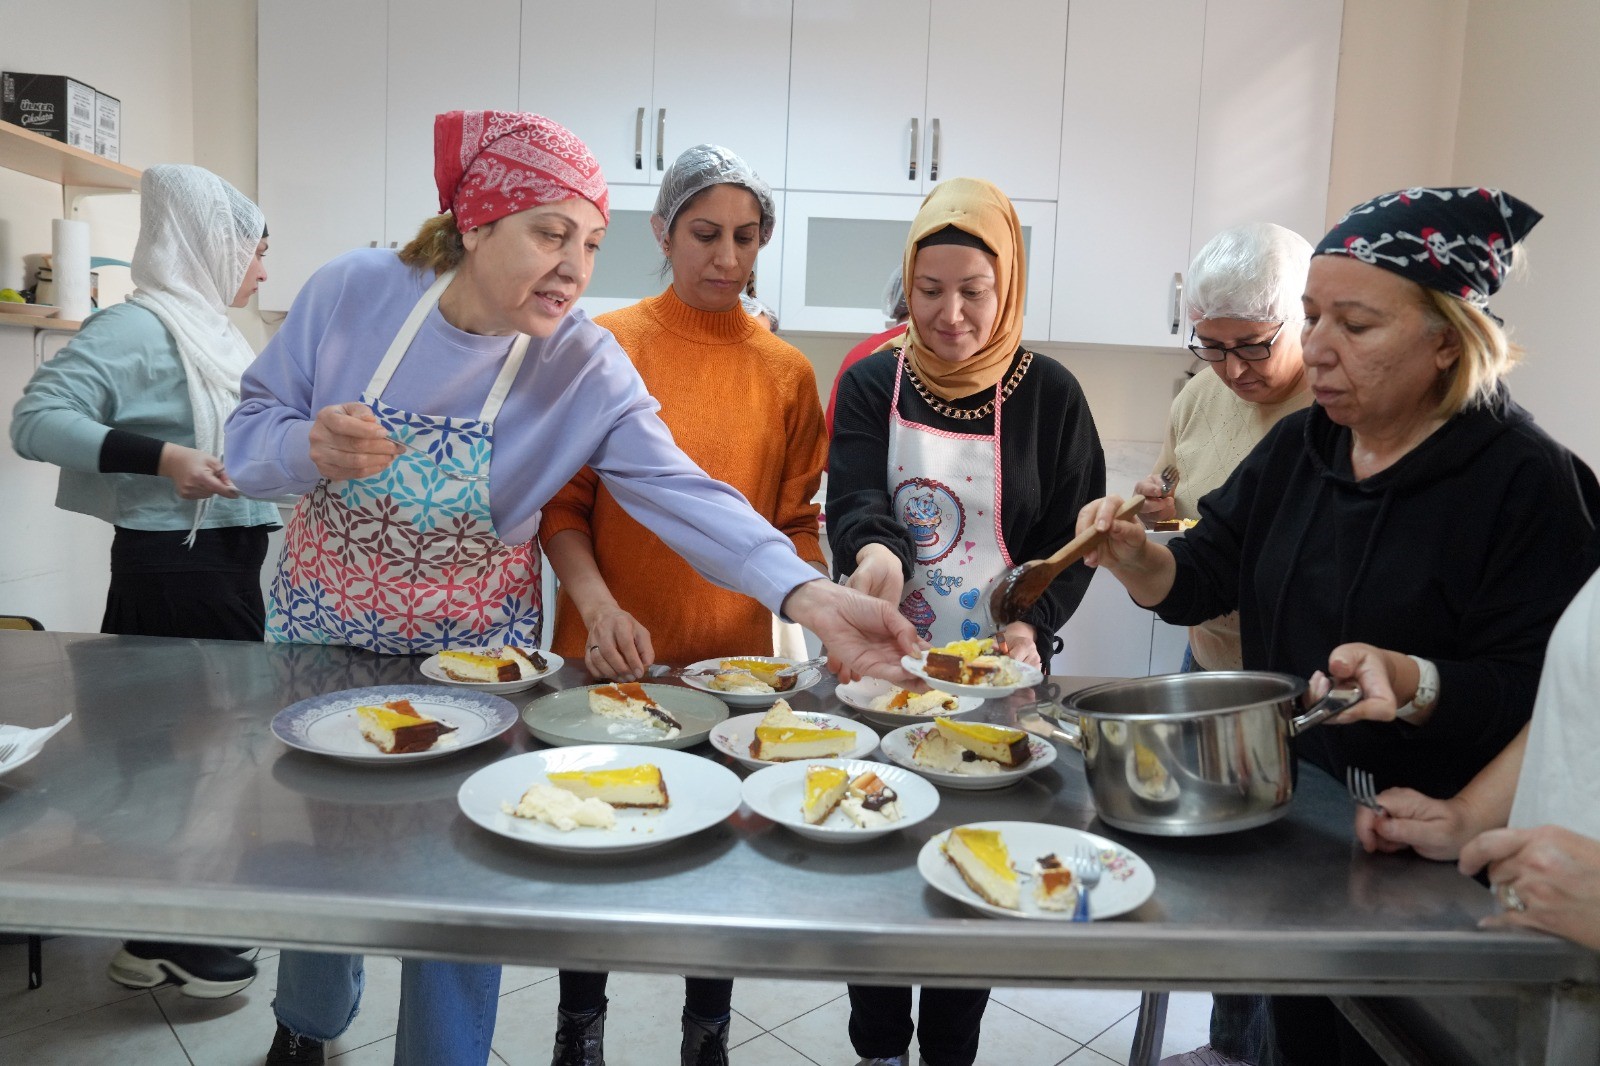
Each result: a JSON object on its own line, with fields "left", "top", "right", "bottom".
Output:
{"left": 1162, "top": 388, "right": 1600, "bottom": 798}
{"left": 827, "top": 347, "right": 1106, "bottom": 638}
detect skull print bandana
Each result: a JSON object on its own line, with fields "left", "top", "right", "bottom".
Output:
{"left": 1314, "top": 187, "right": 1541, "bottom": 319}
{"left": 434, "top": 110, "right": 609, "bottom": 232}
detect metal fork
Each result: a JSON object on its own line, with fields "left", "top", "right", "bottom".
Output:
{"left": 1070, "top": 843, "right": 1103, "bottom": 922}
{"left": 1157, "top": 464, "right": 1178, "bottom": 498}
{"left": 1346, "top": 766, "right": 1387, "bottom": 816}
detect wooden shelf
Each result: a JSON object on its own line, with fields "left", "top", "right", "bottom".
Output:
{"left": 0, "top": 120, "right": 139, "bottom": 191}
{"left": 0, "top": 313, "right": 81, "bottom": 333}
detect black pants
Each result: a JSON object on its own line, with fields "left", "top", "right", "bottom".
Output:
{"left": 559, "top": 970, "right": 733, "bottom": 1021}
{"left": 1269, "top": 996, "right": 1383, "bottom": 1066}
{"left": 847, "top": 984, "right": 989, "bottom": 1066}
{"left": 102, "top": 526, "right": 269, "bottom": 641}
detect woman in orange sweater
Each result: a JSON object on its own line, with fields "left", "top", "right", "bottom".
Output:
{"left": 538, "top": 144, "right": 826, "bottom": 1065}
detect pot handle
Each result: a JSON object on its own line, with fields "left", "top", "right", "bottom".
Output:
{"left": 1289, "top": 685, "right": 1363, "bottom": 735}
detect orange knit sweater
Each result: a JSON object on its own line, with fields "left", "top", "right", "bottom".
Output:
{"left": 540, "top": 288, "right": 827, "bottom": 664}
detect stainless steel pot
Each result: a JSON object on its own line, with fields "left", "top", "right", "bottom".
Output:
{"left": 1019, "top": 672, "right": 1360, "bottom": 836}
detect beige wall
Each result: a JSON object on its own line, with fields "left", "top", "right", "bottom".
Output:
{"left": 1450, "top": 0, "right": 1600, "bottom": 467}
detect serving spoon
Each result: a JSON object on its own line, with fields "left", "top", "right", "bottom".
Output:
{"left": 984, "top": 495, "right": 1145, "bottom": 626}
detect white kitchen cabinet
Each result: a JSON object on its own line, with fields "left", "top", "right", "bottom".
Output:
{"left": 258, "top": 0, "right": 519, "bottom": 311}
{"left": 1048, "top": 0, "right": 1342, "bottom": 348}
{"left": 779, "top": 191, "right": 1053, "bottom": 340}
{"left": 787, "top": 0, "right": 1067, "bottom": 200}
{"left": 577, "top": 186, "right": 785, "bottom": 319}
{"left": 1053, "top": 566, "right": 1190, "bottom": 678}
{"left": 521, "top": 0, "right": 791, "bottom": 190}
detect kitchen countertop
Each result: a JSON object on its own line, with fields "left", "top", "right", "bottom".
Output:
{"left": 1, "top": 631, "right": 1595, "bottom": 1063}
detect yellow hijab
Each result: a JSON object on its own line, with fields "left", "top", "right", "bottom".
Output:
{"left": 901, "top": 177, "right": 1026, "bottom": 401}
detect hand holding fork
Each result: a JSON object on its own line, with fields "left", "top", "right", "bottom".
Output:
{"left": 1346, "top": 766, "right": 1388, "bottom": 818}
{"left": 1132, "top": 465, "right": 1179, "bottom": 526}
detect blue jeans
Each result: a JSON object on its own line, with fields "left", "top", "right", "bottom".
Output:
{"left": 275, "top": 950, "right": 500, "bottom": 1066}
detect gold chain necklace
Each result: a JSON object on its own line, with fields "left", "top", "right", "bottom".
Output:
{"left": 903, "top": 350, "right": 1034, "bottom": 421}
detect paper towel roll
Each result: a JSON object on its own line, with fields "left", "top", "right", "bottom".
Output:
{"left": 51, "top": 219, "right": 92, "bottom": 321}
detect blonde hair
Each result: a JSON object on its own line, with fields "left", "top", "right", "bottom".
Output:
{"left": 398, "top": 213, "right": 468, "bottom": 273}
{"left": 1422, "top": 287, "right": 1523, "bottom": 419}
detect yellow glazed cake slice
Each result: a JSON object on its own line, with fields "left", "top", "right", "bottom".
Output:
{"left": 934, "top": 717, "right": 1031, "bottom": 768}
{"left": 356, "top": 699, "right": 456, "bottom": 754}
{"left": 944, "top": 827, "right": 1020, "bottom": 910}
{"left": 546, "top": 764, "right": 670, "bottom": 809}
{"left": 588, "top": 683, "right": 683, "bottom": 734}
{"left": 437, "top": 649, "right": 520, "bottom": 682}
{"left": 749, "top": 699, "right": 855, "bottom": 761}
{"left": 719, "top": 658, "right": 797, "bottom": 692}
{"left": 802, "top": 764, "right": 849, "bottom": 825}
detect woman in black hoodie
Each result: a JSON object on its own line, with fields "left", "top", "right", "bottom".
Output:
{"left": 1078, "top": 188, "right": 1599, "bottom": 1066}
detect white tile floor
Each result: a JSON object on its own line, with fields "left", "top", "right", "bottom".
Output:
{"left": 0, "top": 937, "right": 1218, "bottom": 1065}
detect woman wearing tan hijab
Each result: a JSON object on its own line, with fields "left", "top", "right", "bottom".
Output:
{"left": 827, "top": 178, "right": 1105, "bottom": 1065}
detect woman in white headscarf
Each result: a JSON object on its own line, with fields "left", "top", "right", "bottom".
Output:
{"left": 10, "top": 164, "right": 273, "bottom": 996}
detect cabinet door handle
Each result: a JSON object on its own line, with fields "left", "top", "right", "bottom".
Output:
{"left": 656, "top": 108, "right": 666, "bottom": 170}
{"left": 635, "top": 106, "right": 645, "bottom": 170}
{"left": 930, "top": 117, "right": 941, "bottom": 181}
{"left": 369, "top": 241, "right": 378, "bottom": 248}
{"left": 1170, "top": 272, "right": 1184, "bottom": 335}
{"left": 389, "top": 242, "right": 398, "bottom": 249}
{"left": 908, "top": 117, "right": 919, "bottom": 181}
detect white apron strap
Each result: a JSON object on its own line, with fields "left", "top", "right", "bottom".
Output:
{"left": 477, "top": 333, "right": 531, "bottom": 423}
{"left": 364, "top": 269, "right": 456, "bottom": 399}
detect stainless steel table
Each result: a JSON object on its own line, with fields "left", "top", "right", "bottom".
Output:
{"left": 1, "top": 632, "right": 1595, "bottom": 1065}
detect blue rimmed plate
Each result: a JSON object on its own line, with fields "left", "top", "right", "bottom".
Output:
{"left": 271, "top": 684, "right": 518, "bottom": 765}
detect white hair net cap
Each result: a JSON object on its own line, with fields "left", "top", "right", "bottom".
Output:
{"left": 882, "top": 266, "right": 908, "bottom": 321}
{"left": 1186, "top": 221, "right": 1311, "bottom": 324}
{"left": 654, "top": 144, "right": 776, "bottom": 246}
{"left": 740, "top": 292, "right": 778, "bottom": 329}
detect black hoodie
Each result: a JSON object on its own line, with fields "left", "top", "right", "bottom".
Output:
{"left": 1160, "top": 387, "right": 1600, "bottom": 798}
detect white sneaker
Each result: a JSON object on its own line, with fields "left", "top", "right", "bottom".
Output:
{"left": 1157, "top": 1046, "right": 1255, "bottom": 1066}
{"left": 854, "top": 1057, "right": 908, "bottom": 1066}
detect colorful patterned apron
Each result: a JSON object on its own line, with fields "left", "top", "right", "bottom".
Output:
{"left": 266, "top": 270, "right": 542, "bottom": 654}
{"left": 885, "top": 349, "right": 1012, "bottom": 645}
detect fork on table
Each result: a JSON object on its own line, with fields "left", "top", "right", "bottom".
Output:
{"left": 1346, "top": 766, "right": 1387, "bottom": 816}
{"left": 1069, "top": 843, "right": 1103, "bottom": 922}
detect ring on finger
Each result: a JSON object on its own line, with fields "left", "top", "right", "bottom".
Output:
{"left": 1496, "top": 881, "right": 1528, "bottom": 914}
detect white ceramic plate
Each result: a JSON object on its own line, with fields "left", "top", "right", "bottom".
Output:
{"left": 899, "top": 654, "right": 1046, "bottom": 700}
{"left": 457, "top": 744, "right": 741, "bottom": 853}
{"left": 271, "top": 685, "right": 518, "bottom": 765}
{"left": 677, "top": 656, "right": 823, "bottom": 708}
{"left": 835, "top": 677, "right": 984, "bottom": 729}
{"left": 918, "top": 821, "right": 1156, "bottom": 920}
{"left": 520, "top": 684, "right": 727, "bottom": 750}
{"left": 708, "top": 711, "right": 879, "bottom": 770}
{"left": 419, "top": 647, "right": 564, "bottom": 695}
{"left": 741, "top": 758, "right": 939, "bottom": 843}
{"left": 879, "top": 721, "right": 1057, "bottom": 791}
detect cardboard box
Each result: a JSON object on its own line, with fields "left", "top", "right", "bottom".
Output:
{"left": 2, "top": 72, "right": 96, "bottom": 152}
{"left": 94, "top": 90, "right": 120, "bottom": 161}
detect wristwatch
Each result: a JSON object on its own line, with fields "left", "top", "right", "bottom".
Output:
{"left": 1398, "top": 655, "right": 1439, "bottom": 724}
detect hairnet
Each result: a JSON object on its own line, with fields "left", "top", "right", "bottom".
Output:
{"left": 1186, "top": 222, "right": 1311, "bottom": 325}
{"left": 739, "top": 292, "right": 778, "bottom": 330}
{"left": 882, "top": 267, "right": 908, "bottom": 322}
{"left": 654, "top": 144, "right": 776, "bottom": 246}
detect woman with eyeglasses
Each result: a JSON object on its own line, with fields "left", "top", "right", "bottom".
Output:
{"left": 1136, "top": 223, "right": 1314, "bottom": 677}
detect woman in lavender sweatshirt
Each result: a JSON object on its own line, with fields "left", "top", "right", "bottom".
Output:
{"left": 226, "top": 110, "right": 919, "bottom": 1066}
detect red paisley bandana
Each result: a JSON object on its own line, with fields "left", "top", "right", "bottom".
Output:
{"left": 434, "top": 110, "right": 609, "bottom": 232}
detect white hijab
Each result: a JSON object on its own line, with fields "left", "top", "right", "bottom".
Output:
{"left": 125, "top": 164, "right": 264, "bottom": 539}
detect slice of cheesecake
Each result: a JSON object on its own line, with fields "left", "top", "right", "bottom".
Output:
{"left": 438, "top": 649, "right": 521, "bottom": 683}
{"left": 944, "top": 826, "right": 1019, "bottom": 909}
{"left": 588, "top": 683, "right": 683, "bottom": 733}
{"left": 802, "top": 764, "right": 849, "bottom": 825}
{"left": 749, "top": 700, "right": 855, "bottom": 761}
{"left": 356, "top": 699, "right": 456, "bottom": 754}
{"left": 545, "top": 764, "right": 670, "bottom": 809}
{"left": 1032, "top": 853, "right": 1078, "bottom": 911}
{"left": 934, "top": 717, "right": 1030, "bottom": 768}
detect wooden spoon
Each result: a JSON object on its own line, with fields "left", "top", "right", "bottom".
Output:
{"left": 988, "top": 495, "right": 1146, "bottom": 625}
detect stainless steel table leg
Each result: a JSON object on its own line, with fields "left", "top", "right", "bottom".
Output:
{"left": 1129, "top": 991, "right": 1168, "bottom": 1066}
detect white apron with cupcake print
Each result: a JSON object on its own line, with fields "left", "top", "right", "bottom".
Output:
{"left": 885, "top": 349, "right": 1011, "bottom": 645}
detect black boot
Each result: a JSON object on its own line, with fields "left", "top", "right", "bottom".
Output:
{"left": 681, "top": 1010, "right": 730, "bottom": 1066}
{"left": 551, "top": 1005, "right": 606, "bottom": 1066}
{"left": 265, "top": 1021, "right": 325, "bottom": 1065}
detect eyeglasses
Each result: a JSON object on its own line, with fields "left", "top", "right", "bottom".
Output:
{"left": 1187, "top": 321, "right": 1285, "bottom": 363}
